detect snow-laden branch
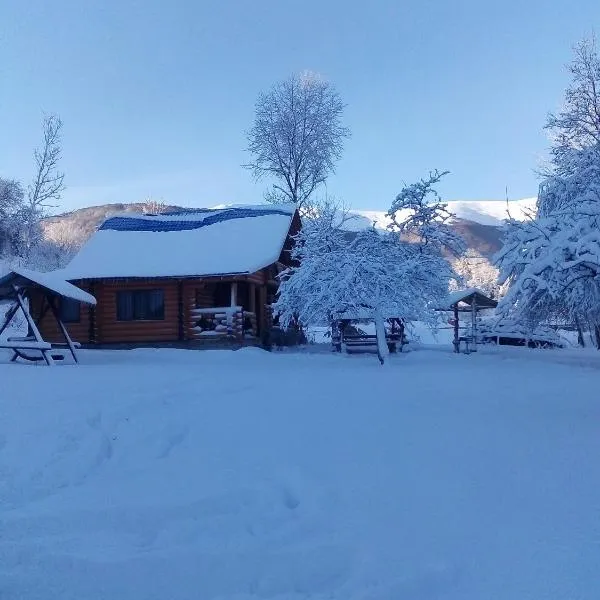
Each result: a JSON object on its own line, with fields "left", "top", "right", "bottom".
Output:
{"left": 274, "top": 191, "right": 458, "bottom": 330}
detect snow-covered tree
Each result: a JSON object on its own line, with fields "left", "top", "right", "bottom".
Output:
{"left": 26, "top": 238, "right": 77, "bottom": 271}
{"left": 387, "top": 170, "right": 464, "bottom": 303}
{"left": 274, "top": 175, "right": 458, "bottom": 336}
{"left": 1, "top": 114, "right": 66, "bottom": 267}
{"left": 275, "top": 227, "right": 453, "bottom": 330}
{"left": 498, "top": 38, "right": 600, "bottom": 346}
{"left": 543, "top": 36, "right": 600, "bottom": 177}
{"left": 452, "top": 249, "right": 503, "bottom": 298}
{"left": 498, "top": 153, "right": 600, "bottom": 332}
{"left": 246, "top": 72, "right": 350, "bottom": 210}
{"left": 387, "top": 170, "right": 466, "bottom": 255}
{"left": 0, "top": 178, "right": 27, "bottom": 257}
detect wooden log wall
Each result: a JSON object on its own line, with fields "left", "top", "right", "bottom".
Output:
{"left": 95, "top": 280, "right": 179, "bottom": 343}
{"left": 32, "top": 270, "right": 275, "bottom": 346}
{"left": 31, "top": 285, "right": 93, "bottom": 345}
{"left": 243, "top": 311, "right": 258, "bottom": 338}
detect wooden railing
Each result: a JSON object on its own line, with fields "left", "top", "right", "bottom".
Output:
{"left": 189, "top": 306, "right": 258, "bottom": 341}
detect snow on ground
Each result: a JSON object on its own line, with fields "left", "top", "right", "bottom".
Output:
{"left": 1, "top": 345, "right": 600, "bottom": 599}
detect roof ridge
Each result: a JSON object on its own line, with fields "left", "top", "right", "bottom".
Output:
{"left": 100, "top": 207, "right": 294, "bottom": 233}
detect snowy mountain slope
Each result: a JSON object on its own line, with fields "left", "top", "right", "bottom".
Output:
{"left": 346, "top": 198, "right": 536, "bottom": 231}
{"left": 41, "top": 198, "right": 536, "bottom": 260}
{"left": 446, "top": 198, "right": 536, "bottom": 224}
{"left": 1, "top": 346, "right": 599, "bottom": 599}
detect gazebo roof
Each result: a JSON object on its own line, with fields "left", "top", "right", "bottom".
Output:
{"left": 444, "top": 288, "right": 498, "bottom": 310}
{"left": 0, "top": 267, "right": 96, "bottom": 305}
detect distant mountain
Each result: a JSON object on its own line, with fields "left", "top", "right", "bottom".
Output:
{"left": 41, "top": 202, "right": 182, "bottom": 248}
{"left": 345, "top": 199, "right": 534, "bottom": 257}
{"left": 41, "top": 199, "right": 535, "bottom": 260}
{"left": 347, "top": 198, "right": 535, "bottom": 230}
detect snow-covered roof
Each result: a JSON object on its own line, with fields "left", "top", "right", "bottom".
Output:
{"left": 60, "top": 204, "right": 297, "bottom": 280}
{"left": 0, "top": 267, "right": 97, "bottom": 305}
{"left": 443, "top": 288, "right": 498, "bottom": 309}
{"left": 479, "top": 317, "right": 565, "bottom": 347}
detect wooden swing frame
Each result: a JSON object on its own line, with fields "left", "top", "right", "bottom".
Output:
{"left": 0, "top": 269, "right": 95, "bottom": 366}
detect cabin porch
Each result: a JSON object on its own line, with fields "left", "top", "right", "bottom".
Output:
{"left": 32, "top": 273, "right": 279, "bottom": 347}
{"left": 185, "top": 277, "right": 274, "bottom": 345}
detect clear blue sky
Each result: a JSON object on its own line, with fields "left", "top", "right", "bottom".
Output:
{"left": 1, "top": 0, "right": 596, "bottom": 213}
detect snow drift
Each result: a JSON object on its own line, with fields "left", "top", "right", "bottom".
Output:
{"left": 1, "top": 346, "right": 599, "bottom": 599}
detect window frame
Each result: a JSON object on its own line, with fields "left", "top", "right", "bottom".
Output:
{"left": 59, "top": 297, "right": 81, "bottom": 324}
{"left": 116, "top": 289, "right": 165, "bottom": 322}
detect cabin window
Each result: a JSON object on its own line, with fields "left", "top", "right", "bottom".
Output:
{"left": 60, "top": 297, "right": 80, "bottom": 323}
{"left": 117, "top": 289, "right": 165, "bottom": 321}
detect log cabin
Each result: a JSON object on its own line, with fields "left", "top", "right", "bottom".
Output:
{"left": 33, "top": 204, "right": 300, "bottom": 347}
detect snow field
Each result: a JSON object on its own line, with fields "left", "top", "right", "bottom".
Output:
{"left": 1, "top": 346, "right": 600, "bottom": 599}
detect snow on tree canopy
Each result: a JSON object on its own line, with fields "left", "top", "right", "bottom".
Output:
{"left": 274, "top": 219, "right": 454, "bottom": 328}
{"left": 59, "top": 204, "right": 297, "bottom": 280}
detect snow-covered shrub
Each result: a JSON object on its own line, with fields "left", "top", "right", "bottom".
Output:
{"left": 479, "top": 315, "right": 565, "bottom": 348}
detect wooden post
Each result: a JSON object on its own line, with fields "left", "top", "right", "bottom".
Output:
{"left": 230, "top": 281, "right": 237, "bottom": 307}
{"left": 14, "top": 287, "right": 53, "bottom": 366}
{"left": 471, "top": 297, "right": 477, "bottom": 352}
{"left": 46, "top": 293, "right": 78, "bottom": 363}
{"left": 374, "top": 310, "right": 389, "bottom": 365}
{"left": 89, "top": 281, "right": 97, "bottom": 344}
{"left": 0, "top": 302, "right": 19, "bottom": 338}
{"left": 259, "top": 285, "right": 268, "bottom": 344}
{"left": 35, "top": 295, "right": 51, "bottom": 327}
{"left": 453, "top": 304, "right": 459, "bottom": 353}
{"left": 177, "top": 280, "right": 184, "bottom": 342}
{"left": 249, "top": 283, "right": 256, "bottom": 313}
{"left": 575, "top": 316, "right": 585, "bottom": 347}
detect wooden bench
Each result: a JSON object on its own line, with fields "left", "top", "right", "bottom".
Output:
{"left": 341, "top": 334, "right": 405, "bottom": 353}
{"left": 0, "top": 340, "right": 52, "bottom": 350}
{"left": 48, "top": 341, "right": 82, "bottom": 349}
{"left": 332, "top": 316, "right": 407, "bottom": 358}
{"left": 457, "top": 336, "right": 477, "bottom": 354}
{"left": 0, "top": 338, "right": 55, "bottom": 365}
{"left": 0, "top": 282, "right": 86, "bottom": 365}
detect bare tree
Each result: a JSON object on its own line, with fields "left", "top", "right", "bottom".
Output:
{"left": 28, "top": 114, "right": 65, "bottom": 212}
{"left": 246, "top": 72, "right": 350, "bottom": 210}
{"left": 22, "top": 114, "right": 66, "bottom": 253}
{"left": 142, "top": 197, "right": 168, "bottom": 214}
